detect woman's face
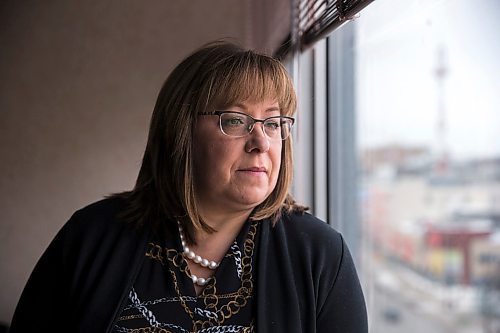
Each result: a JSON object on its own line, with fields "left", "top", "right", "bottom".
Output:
{"left": 192, "top": 98, "right": 282, "bottom": 218}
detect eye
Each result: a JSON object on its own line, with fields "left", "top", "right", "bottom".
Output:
{"left": 221, "top": 116, "right": 246, "bottom": 127}
{"left": 264, "top": 119, "right": 280, "bottom": 131}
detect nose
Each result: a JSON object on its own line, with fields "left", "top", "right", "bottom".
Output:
{"left": 245, "top": 122, "right": 270, "bottom": 153}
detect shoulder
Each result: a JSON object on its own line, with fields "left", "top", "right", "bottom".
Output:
{"left": 276, "top": 212, "right": 344, "bottom": 254}
{"left": 71, "top": 196, "right": 128, "bottom": 222}
{"left": 53, "top": 197, "right": 148, "bottom": 277}
{"left": 281, "top": 212, "right": 339, "bottom": 235}
{"left": 261, "top": 212, "right": 354, "bottom": 306}
{"left": 262, "top": 212, "right": 346, "bottom": 272}
{"left": 60, "top": 196, "right": 137, "bottom": 243}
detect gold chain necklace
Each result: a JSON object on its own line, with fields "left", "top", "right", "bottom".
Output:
{"left": 166, "top": 220, "right": 258, "bottom": 332}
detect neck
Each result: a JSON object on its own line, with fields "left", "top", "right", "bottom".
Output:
{"left": 195, "top": 208, "right": 252, "bottom": 244}
{"left": 183, "top": 207, "right": 254, "bottom": 296}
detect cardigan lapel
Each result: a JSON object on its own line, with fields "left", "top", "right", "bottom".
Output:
{"left": 75, "top": 223, "right": 151, "bottom": 333}
{"left": 255, "top": 220, "right": 304, "bottom": 333}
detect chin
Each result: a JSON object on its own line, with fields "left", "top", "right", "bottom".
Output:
{"left": 236, "top": 190, "right": 272, "bottom": 208}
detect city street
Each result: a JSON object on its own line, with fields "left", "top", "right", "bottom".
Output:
{"left": 371, "top": 286, "right": 454, "bottom": 333}
{"left": 367, "top": 261, "right": 484, "bottom": 333}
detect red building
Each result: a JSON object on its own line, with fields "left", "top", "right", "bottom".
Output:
{"left": 425, "top": 224, "right": 491, "bottom": 285}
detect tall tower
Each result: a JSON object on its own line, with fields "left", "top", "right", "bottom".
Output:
{"left": 434, "top": 45, "right": 450, "bottom": 176}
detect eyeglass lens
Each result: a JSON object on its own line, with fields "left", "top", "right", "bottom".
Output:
{"left": 219, "top": 112, "right": 293, "bottom": 140}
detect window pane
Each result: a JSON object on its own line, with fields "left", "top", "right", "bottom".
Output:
{"left": 353, "top": 0, "right": 500, "bottom": 332}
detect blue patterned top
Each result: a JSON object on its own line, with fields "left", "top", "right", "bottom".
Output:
{"left": 113, "top": 219, "right": 259, "bottom": 333}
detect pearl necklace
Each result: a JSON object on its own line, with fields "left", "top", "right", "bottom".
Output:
{"left": 177, "top": 222, "right": 219, "bottom": 286}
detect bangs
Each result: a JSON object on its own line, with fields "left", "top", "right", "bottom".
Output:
{"left": 198, "top": 51, "right": 297, "bottom": 116}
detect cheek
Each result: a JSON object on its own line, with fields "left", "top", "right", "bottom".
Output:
{"left": 194, "top": 138, "right": 237, "bottom": 181}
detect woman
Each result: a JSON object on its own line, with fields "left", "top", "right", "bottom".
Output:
{"left": 11, "top": 41, "right": 367, "bottom": 332}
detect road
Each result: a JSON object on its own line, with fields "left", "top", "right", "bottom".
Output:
{"left": 370, "top": 282, "right": 484, "bottom": 333}
{"left": 371, "top": 286, "right": 456, "bottom": 333}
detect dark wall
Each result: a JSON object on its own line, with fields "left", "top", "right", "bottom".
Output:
{"left": 0, "top": 0, "right": 253, "bottom": 323}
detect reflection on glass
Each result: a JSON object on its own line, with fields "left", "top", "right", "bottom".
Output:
{"left": 354, "top": 0, "right": 500, "bottom": 332}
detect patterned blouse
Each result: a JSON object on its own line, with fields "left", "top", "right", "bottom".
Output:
{"left": 113, "top": 219, "right": 259, "bottom": 333}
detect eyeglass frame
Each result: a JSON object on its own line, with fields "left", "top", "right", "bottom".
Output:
{"left": 198, "top": 111, "right": 295, "bottom": 140}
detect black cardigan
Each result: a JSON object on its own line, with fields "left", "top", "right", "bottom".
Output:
{"left": 10, "top": 198, "right": 367, "bottom": 332}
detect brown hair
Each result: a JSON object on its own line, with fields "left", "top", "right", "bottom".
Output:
{"left": 113, "top": 41, "right": 306, "bottom": 240}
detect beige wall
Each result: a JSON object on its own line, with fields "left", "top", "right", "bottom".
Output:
{"left": 0, "top": 0, "right": 264, "bottom": 324}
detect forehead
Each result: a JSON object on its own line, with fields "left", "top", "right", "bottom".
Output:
{"left": 198, "top": 55, "right": 296, "bottom": 117}
{"left": 226, "top": 100, "right": 280, "bottom": 112}
{"left": 206, "top": 71, "right": 282, "bottom": 106}
{"left": 211, "top": 81, "right": 280, "bottom": 110}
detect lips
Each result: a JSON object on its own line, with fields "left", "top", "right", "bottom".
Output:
{"left": 239, "top": 166, "right": 267, "bottom": 173}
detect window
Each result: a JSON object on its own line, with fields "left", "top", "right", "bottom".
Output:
{"left": 291, "top": 0, "right": 500, "bottom": 331}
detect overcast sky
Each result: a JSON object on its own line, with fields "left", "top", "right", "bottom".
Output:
{"left": 356, "top": 0, "right": 500, "bottom": 160}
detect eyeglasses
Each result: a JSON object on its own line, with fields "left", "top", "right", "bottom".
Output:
{"left": 198, "top": 111, "right": 295, "bottom": 140}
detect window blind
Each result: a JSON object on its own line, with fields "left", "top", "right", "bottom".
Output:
{"left": 295, "top": 0, "right": 374, "bottom": 50}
